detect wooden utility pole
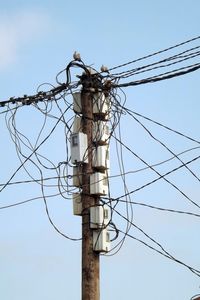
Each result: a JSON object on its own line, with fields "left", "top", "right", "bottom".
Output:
{"left": 81, "top": 81, "right": 100, "bottom": 300}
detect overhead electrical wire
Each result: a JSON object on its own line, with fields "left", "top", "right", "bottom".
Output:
{"left": 123, "top": 108, "right": 200, "bottom": 144}
{"left": 106, "top": 35, "right": 200, "bottom": 72}
{"left": 0, "top": 191, "right": 70, "bottom": 210}
{"left": 111, "top": 199, "right": 200, "bottom": 218}
{"left": 128, "top": 112, "right": 200, "bottom": 182}
{"left": 118, "top": 228, "right": 200, "bottom": 277}
{"left": 100, "top": 35, "right": 200, "bottom": 89}
{"left": 113, "top": 63, "right": 200, "bottom": 88}
{"left": 109, "top": 46, "right": 200, "bottom": 79}
{"left": 110, "top": 136, "right": 200, "bottom": 209}
{"left": 113, "top": 206, "right": 200, "bottom": 277}
{"left": 103, "top": 199, "right": 200, "bottom": 276}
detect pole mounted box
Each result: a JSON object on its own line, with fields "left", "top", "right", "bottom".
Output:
{"left": 73, "top": 91, "right": 110, "bottom": 118}
{"left": 70, "top": 132, "right": 88, "bottom": 164}
{"left": 73, "top": 166, "right": 82, "bottom": 187}
{"left": 92, "top": 145, "right": 110, "bottom": 170}
{"left": 93, "top": 121, "right": 109, "bottom": 145}
{"left": 90, "top": 172, "right": 108, "bottom": 195}
{"left": 90, "top": 206, "right": 110, "bottom": 229}
{"left": 93, "top": 93, "right": 110, "bottom": 117}
{"left": 93, "top": 229, "right": 110, "bottom": 252}
{"left": 73, "top": 193, "right": 82, "bottom": 216}
{"left": 72, "top": 115, "right": 82, "bottom": 133}
{"left": 73, "top": 92, "right": 82, "bottom": 113}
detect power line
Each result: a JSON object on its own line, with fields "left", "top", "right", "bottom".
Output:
{"left": 41, "top": 183, "right": 81, "bottom": 241}
{"left": 117, "top": 228, "right": 200, "bottom": 277}
{"left": 0, "top": 192, "right": 61, "bottom": 209}
{"left": 114, "top": 199, "right": 200, "bottom": 218}
{"left": 123, "top": 108, "right": 200, "bottom": 144}
{"left": 110, "top": 46, "right": 200, "bottom": 78}
{"left": 113, "top": 63, "right": 200, "bottom": 88}
{"left": 0, "top": 175, "right": 72, "bottom": 187}
{"left": 110, "top": 203, "right": 200, "bottom": 276}
{"left": 0, "top": 104, "right": 71, "bottom": 193}
{"left": 109, "top": 136, "right": 200, "bottom": 209}
{"left": 108, "top": 146, "right": 200, "bottom": 179}
{"left": 106, "top": 35, "right": 200, "bottom": 72}
{"left": 128, "top": 112, "right": 200, "bottom": 182}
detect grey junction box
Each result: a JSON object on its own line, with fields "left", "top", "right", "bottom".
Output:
{"left": 90, "top": 206, "right": 110, "bottom": 229}
{"left": 70, "top": 132, "right": 88, "bottom": 164}
{"left": 93, "top": 229, "right": 110, "bottom": 252}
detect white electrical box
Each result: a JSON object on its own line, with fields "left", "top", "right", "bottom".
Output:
{"left": 72, "top": 116, "right": 82, "bottom": 133}
{"left": 93, "top": 121, "right": 109, "bottom": 145}
{"left": 73, "top": 91, "right": 110, "bottom": 119}
{"left": 90, "top": 172, "right": 108, "bottom": 195}
{"left": 90, "top": 206, "right": 110, "bottom": 229}
{"left": 73, "top": 193, "right": 82, "bottom": 216}
{"left": 70, "top": 132, "right": 88, "bottom": 164}
{"left": 73, "top": 92, "right": 82, "bottom": 113}
{"left": 93, "top": 93, "right": 110, "bottom": 116}
{"left": 73, "top": 166, "right": 82, "bottom": 187}
{"left": 93, "top": 229, "right": 110, "bottom": 252}
{"left": 92, "top": 145, "right": 110, "bottom": 170}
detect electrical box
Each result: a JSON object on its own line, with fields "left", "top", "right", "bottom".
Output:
{"left": 70, "top": 132, "right": 88, "bottom": 164}
{"left": 73, "top": 166, "right": 82, "bottom": 187}
{"left": 92, "top": 145, "right": 110, "bottom": 170}
{"left": 90, "top": 206, "right": 110, "bottom": 229}
{"left": 73, "top": 92, "right": 82, "bottom": 113}
{"left": 72, "top": 116, "right": 82, "bottom": 133}
{"left": 90, "top": 172, "right": 108, "bottom": 195}
{"left": 93, "top": 93, "right": 110, "bottom": 116}
{"left": 73, "top": 91, "right": 110, "bottom": 119}
{"left": 93, "top": 229, "right": 110, "bottom": 252}
{"left": 73, "top": 193, "right": 82, "bottom": 216}
{"left": 93, "top": 121, "right": 109, "bottom": 145}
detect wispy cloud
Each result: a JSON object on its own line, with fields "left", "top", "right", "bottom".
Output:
{"left": 0, "top": 10, "right": 51, "bottom": 70}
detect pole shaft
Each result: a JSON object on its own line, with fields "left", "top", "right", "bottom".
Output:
{"left": 81, "top": 90, "right": 100, "bottom": 300}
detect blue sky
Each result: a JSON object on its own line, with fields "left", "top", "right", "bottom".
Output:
{"left": 0, "top": 1, "right": 200, "bottom": 300}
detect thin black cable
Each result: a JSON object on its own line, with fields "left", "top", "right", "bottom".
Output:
{"left": 41, "top": 179, "right": 81, "bottom": 241}
{"left": 129, "top": 113, "right": 200, "bottom": 183}
{"left": 108, "top": 146, "right": 200, "bottom": 180}
{"left": 0, "top": 103, "right": 70, "bottom": 193}
{"left": 107, "top": 136, "right": 200, "bottom": 209}
{"left": 123, "top": 108, "right": 200, "bottom": 145}
{"left": 0, "top": 191, "right": 70, "bottom": 210}
{"left": 104, "top": 199, "right": 200, "bottom": 276}
{"left": 111, "top": 205, "right": 200, "bottom": 276}
{"left": 113, "top": 63, "right": 200, "bottom": 88}
{"left": 111, "top": 48, "right": 200, "bottom": 79}
{"left": 118, "top": 228, "right": 200, "bottom": 277}
{"left": 107, "top": 35, "right": 200, "bottom": 72}
{"left": 114, "top": 199, "right": 200, "bottom": 218}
